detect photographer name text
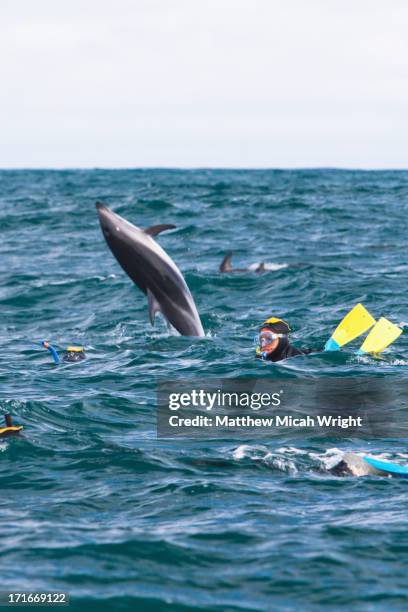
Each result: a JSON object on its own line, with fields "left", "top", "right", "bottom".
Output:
{"left": 168, "top": 414, "right": 363, "bottom": 429}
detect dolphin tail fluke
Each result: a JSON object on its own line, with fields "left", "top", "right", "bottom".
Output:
{"left": 145, "top": 224, "right": 176, "bottom": 237}
{"left": 220, "top": 252, "right": 233, "bottom": 272}
{"left": 147, "top": 288, "right": 162, "bottom": 325}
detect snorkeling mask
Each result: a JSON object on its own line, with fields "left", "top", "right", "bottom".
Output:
{"left": 259, "top": 330, "right": 284, "bottom": 347}
{"left": 254, "top": 330, "right": 285, "bottom": 359}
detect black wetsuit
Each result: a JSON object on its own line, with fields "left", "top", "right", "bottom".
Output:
{"left": 261, "top": 336, "right": 314, "bottom": 362}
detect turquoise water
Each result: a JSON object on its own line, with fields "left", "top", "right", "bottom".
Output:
{"left": 1, "top": 169, "right": 408, "bottom": 610}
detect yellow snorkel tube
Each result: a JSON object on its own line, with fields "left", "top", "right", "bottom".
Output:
{"left": 0, "top": 414, "right": 23, "bottom": 438}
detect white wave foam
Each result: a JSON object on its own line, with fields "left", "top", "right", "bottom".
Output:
{"left": 275, "top": 446, "right": 308, "bottom": 455}
{"left": 309, "top": 447, "right": 344, "bottom": 470}
{"left": 232, "top": 444, "right": 268, "bottom": 460}
{"left": 232, "top": 444, "right": 298, "bottom": 473}
{"left": 247, "top": 262, "right": 288, "bottom": 271}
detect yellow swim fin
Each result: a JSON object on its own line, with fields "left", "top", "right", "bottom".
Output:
{"left": 324, "top": 303, "right": 376, "bottom": 351}
{"left": 357, "top": 317, "right": 402, "bottom": 354}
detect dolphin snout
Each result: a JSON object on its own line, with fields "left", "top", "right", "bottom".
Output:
{"left": 96, "top": 202, "right": 115, "bottom": 237}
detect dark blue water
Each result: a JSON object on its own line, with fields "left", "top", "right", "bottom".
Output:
{"left": 1, "top": 169, "right": 408, "bottom": 610}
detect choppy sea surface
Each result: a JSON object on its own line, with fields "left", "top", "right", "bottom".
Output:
{"left": 1, "top": 169, "right": 408, "bottom": 611}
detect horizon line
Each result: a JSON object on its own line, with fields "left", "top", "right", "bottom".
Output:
{"left": 1, "top": 166, "right": 408, "bottom": 172}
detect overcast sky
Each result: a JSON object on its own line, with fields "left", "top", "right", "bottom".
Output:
{"left": 1, "top": 0, "right": 407, "bottom": 168}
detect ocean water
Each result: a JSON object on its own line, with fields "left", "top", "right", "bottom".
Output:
{"left": 1, "top": 169, "right": 408, "bottom": 611}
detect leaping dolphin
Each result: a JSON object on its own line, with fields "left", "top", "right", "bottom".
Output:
{"left": 96, "top": 202, "right": 205, "bottom": 337}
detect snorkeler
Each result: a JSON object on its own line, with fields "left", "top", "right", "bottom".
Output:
{"left": 41, "top": 341, "right": 86, "bottom": 364}
{"left": 256, "top": 317, "right": 314, "bottom": 362}
{"left": 256, "top": 305, "right": 403, "bottom": 362}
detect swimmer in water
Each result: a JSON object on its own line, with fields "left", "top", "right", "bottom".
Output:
{"left": 42, "top": 342, "right": 85, "bottom": 364}
{"left": 255, "top": 317, "right": 315, "bottom": 362}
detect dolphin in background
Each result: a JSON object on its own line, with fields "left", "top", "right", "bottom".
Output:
{"left": 220, "top": 252, "right": 288, "bottom": 274}
{"left": 96, "top": 202, "right": 205, "bottom": 337}
{"left": 220, "top": 252, "right": 266, "bottom": 273}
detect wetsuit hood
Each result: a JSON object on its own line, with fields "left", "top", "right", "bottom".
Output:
{"left": 266, "top": 336, "right": 290, "bottom": 362}
{"left": 260, "top": 317, "right": 291, "bottom": 335}
{"left": 262, "top": 336, "right": 312, "bottom": 362}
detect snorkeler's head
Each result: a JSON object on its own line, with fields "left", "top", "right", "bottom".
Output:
{"left": 256, "top": 317, "right": 291, "bottom": 358}
{"left": 63, "top": 346, "right": 86, "bottom": 362}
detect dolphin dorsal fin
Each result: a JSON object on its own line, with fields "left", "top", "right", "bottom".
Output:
{"left": 147, "top": 288, "right": 162, "bottom": 325}
{"left": 144, "top": 224, "right": 176, "bottom": 237}
{"left": 256, "top": 262, "right": 266, "bottom": 273}
{"left": 220, "top": 252, "right": 233, "bottom": 272}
